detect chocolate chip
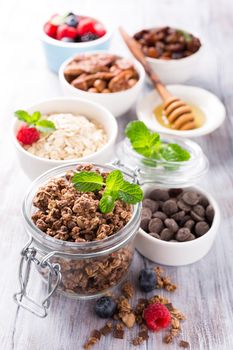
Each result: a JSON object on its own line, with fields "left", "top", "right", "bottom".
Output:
{"left": 168, "top": 188, "right": 183, "bottom": 197}
{"left": 140, "top": 217, "right": 150, "bottom": 231}
{"left": 182, "top": 191, "right": 199, "bottom": 206}
{"left": 206, "top": 205, "right": 214, "bottom": 223}
{"left": 149, "top": 189, "right": 169, "bottom": 201}
{"left": 195, "top": 221, "right": 210, "bottom": 236}
{"left": 141, "top": 207, "right": 152, "bottom": 219}
{"left": 192, "top": 204, "right": 205, "bottom": 218}
{"left": 191, "top": 210, "right": 204, "bottom": 222}
{"left": 198, "top": 195, "right": 209, "bottom": 208}
{"left": 150, "top": 232, "right": 161, "bottom": 239}
{"left": 172, "top": 211, "right": 185, "bottom": 222}
{"left": 142, "top": 198, "right": 159, "bottom": 213}
{"left": 152, "top": 211, "right": 167, "bottom": 221}
{"left": 186, "top": 233, "right": 195, "bottom": 241}
{"left": 148, "top": 218, "right": 164, "bottom": 234}
{"left": 176, "top": 228, "right": 192, "bottom": 241}
{"left": 177, "top": 199, "right": 191, "bottom": 212}
{"left": 164, "top": 218, "right": 179, "bottom": 233}
{"left": 180, "top": 215, "right": 191, "bottom": 225}
{"left": 160, "top": 228, "right": 174, "bottom": 241}
{"left": 184, "top": 219, "right": 195, "bottom": 230}
{"left": 163, "top": 200, "right": 178, "bottom": 216}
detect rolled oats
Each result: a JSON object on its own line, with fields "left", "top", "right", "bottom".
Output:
{"left": 25, "top": 113, "right": 107, "bottom": 160}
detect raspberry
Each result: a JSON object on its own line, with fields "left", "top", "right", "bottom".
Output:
{"left": 57, "top": 24, "right": 77, "bottom": 40}
{"left": 76, "top": 18, "right": 96, "bottom": 36}
{"left": 143, "top": 303, "right": 171, "bottom": 331}
{"left": 44, "top": 22, "right": 58, "bottom": 39}
{"left": 16, "top": 125, "right": 40, "bottom": 145}
{"left": 93, "top": 23, "right": 106, "bottom": 37}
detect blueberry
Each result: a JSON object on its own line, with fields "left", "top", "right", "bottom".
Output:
{"left": 81, "top": 32, "right": 99, "bottom": 42}
{"left": 65, "top": 15, "right": 78, "bottom": 27}
{"left": 95, "top": 296, "right": 117, "bottom": 318}
{"left": 139, "top": 268, "right": 157, "bottom": 292}
{"left": 61, "top": 37, "right": 75, "bottom": 42}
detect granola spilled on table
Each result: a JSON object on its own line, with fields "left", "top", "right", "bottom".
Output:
{"left": 84, "top": 267, "right": 189, "bottom": 349}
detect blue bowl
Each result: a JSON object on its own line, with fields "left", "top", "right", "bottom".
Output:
{"left": 41, "top": 24, "right": 113, "bottom": 73}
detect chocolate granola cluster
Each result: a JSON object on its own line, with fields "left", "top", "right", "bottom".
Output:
{"left": 32, "top": 166, "right": 132, "bottom": 242}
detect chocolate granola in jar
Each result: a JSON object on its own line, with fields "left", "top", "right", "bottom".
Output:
{"left": 14, "top": 163, "right": 141, "bottom": 317}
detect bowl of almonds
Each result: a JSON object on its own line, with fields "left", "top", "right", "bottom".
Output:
{"left": 59, "top": 52, "right": 145, "bottom": 117}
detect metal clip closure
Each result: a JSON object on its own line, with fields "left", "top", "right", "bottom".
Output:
{"left": 13, "top": 236, "right": 61, "bottom": 318}
{"left": 111, "top": 160, "right": 142, "bottom": 184}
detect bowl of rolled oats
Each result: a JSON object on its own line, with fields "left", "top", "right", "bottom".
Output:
{"left": 20, "top": 163, "right": 142, "bottom": 300}
{"left": 13, "top": 97, "right": 118, "bottom": 179}
{"left": 59, "top": 52, "right": 145, "bottom": 117}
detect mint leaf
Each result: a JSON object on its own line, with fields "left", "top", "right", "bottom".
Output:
{"left": 72, "top": 172, "right": 104, "bottom": 192}
{"left": 160, "top": 144, "right": 191, "bottom": 162}
{"left": 14, "top": 110, "right": 32, "bottom": 123}
{"left": 35, "top": 119, "right": 56, "bottom": 133}
{"left": 177, "top": 29, "right": 192, "bottom": 42}
{"left": 106, "top": 170, "right": 124, "bottom": 192}
{"left": 118, "top": 181, "right": 144, "bottom": 204}
{"left": 99, "top": 193, "right": 116, "bottom": 214}
{"left": 30, "top": 111, "right": 41, "bottom": 124}
{"left": 125, "top": 121, "right": 160, "bottom": 158}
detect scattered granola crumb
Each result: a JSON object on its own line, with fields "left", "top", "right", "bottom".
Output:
{"left": 113, "top": 323, "right": 125, "bottom": 339}
{"left": 122, "top": 281, "right": 134, "bottom": 299}
{"left": 83, "top": 330, "right": 101, "bottom": 349}
{"left": 132, "top": 336, "right": 145, "bottom": 346}
{"left": 100, "top": 321, "right": 113, "bottom": 336}
{"left": 179, "top": 340, "right": 190, "bottom": 348}
{"left": 155, "top": 266, "right": 177, "bottom": 292}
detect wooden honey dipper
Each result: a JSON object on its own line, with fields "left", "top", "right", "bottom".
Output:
{"left": 119, "top": 27, "right": 196, "bottom": 130}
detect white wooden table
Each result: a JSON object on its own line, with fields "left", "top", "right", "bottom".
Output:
{"left": 0, "top": 0, "right": 233, "bottom": 349}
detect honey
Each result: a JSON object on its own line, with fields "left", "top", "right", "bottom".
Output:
{"left": 154, "top": 103, "right": 205, "bottom": 130}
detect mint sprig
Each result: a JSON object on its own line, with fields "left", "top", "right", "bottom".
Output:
{"left": 15, "top": 110, "right": 56, "bottom": 133}
{"left": 72, "top": 169, "right": 143, "bottom": 214}
{"left": 125, "top": 121, "right": 190, "bottom": 164}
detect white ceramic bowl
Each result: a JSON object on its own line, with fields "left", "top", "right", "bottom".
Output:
{"left": 59, "top": 52, "right": 145, "bottom": 117}
{"left": 146, "top": 47, "right": 203, "bottom": 84}
{"left": 137, "top": 85, "right": 226, "bottom": 138}
{"left": 12, "top": 97, "right": 118, "bottom": 179}
{"left": 135, "top": 185, "right": 220, "bottom": 266}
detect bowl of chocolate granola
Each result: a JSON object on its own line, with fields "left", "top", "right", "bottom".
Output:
{"left": 59, "top": 52, "right": 145, "bottom": 117}
{"left": 133, "top": 26, "right": 203, "bottom": 84}
{"left": 12, "top": 97, "right": 118, "bottom": 179}
{"left": 18, "top": 163, "right": 142, "bottom": 302}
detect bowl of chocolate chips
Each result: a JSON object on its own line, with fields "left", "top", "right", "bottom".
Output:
{"left": 133, "top": 26, "right": 203, "bottom": 84}
{"left": 59, "top": 52, "right": 145, "bottom": 117}
{"left": 135, "top": 186, "right": 220, "bottom": 266}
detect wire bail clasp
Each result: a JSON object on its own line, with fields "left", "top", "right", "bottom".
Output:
{"left": 13, "top": 237, "right": 61, "bottom": 318}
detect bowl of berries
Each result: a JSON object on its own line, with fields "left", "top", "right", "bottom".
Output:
{"left": 42, "top": 12, "right": 112, "bottom": 73}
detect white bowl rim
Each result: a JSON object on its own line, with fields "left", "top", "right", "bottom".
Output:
{"left": 40, "top": 13, "right": 113, "bottom": 48}
{"left": 12, "top": 96, "right": 118, "bottom": 164}
{"left": 136, "top": 84, "right": 226, "bottom": 138}
{"left": 59, "top": 50, "right": 145, "bottom": 96}
{"left": 133, "top": 26, "right": 203, "bottom": 64}
{"left": 138, "top": 185, "right": 220, "bottom": 246}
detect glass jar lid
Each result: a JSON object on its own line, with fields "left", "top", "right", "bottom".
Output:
{"left": 116, "top": 136, "right": 209, "bottom": 188}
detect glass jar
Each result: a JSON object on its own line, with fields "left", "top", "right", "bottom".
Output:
{"left": 116, "top": 136, "right": 209, "bottom": 187}
{"left": 14, "top": 163, "right": 141, "bottom": 317}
